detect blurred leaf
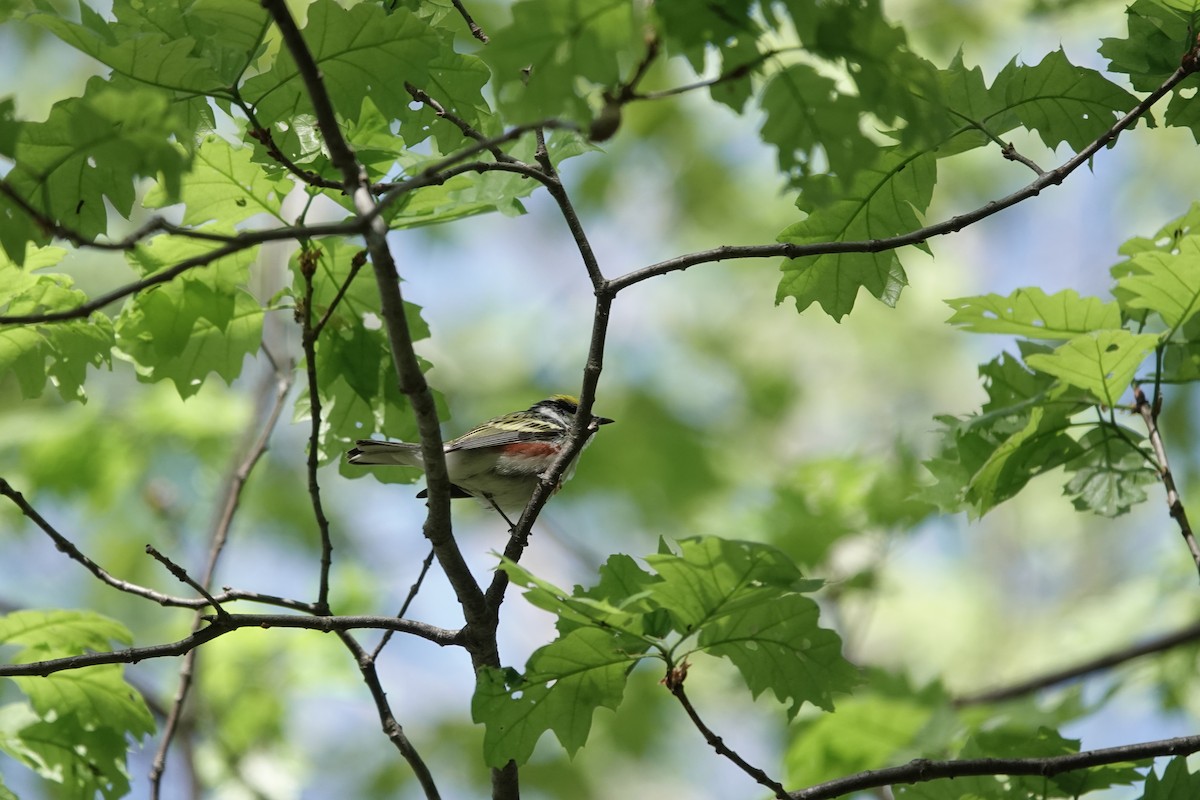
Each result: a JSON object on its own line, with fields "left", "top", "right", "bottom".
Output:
{"left": 765, "top": 450, "right": 935, "bottom": 569}
{"left": 0, "top": 610, "right": 154, "bottom": 800}
{"left": 786, "top": 691, "right": 938, "bottom": 785}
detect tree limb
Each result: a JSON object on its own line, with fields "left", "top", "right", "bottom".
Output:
{"left": 149, "top": 366, "right": 294, "bottom": 798}
{"left": 789, "top": 735, "right": 1200, "bottom": 800}
{"left": 955, "top": 617, "right": 1200, "bottom": 705}
{"left": 0, "top": 613, "right": 461, "bottom": 678}
{"left": 609, "top": 59, "right": 1197, "bottom": 294}
{"left": 1133, "top": 384, "right": 1200, "bottom": 578}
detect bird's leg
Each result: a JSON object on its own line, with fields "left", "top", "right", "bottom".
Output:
{"left": 484, "top": 493, "right": 517, "bottom": 534}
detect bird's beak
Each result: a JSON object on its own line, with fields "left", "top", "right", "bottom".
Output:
{"left": 594, "top": 415, "right": 614, "bottom": 426}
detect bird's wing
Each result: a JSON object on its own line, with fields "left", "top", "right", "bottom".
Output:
{"left": 445, "top": 414, "right": 561, "bottom": 452}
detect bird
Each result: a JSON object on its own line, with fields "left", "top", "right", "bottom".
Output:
{"left": 346, "top": 394, "right": 613, "bottom": 516}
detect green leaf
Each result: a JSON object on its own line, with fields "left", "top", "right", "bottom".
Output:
{"left": 480, "top": 0, "right": 637, "bottom": 125}
{"left": 1116, "top": 235, "right": 1200, "bottom": 332}
{"left": 0, "top": 246, "right": 114, "bottom": 401}
{"left": 996, "top": 49, "right": 1140, "bottom": 152}
{"left": 0, "top": 610, "right": 154, "bottom": 734}
{"left": 472, "top": 627, "right": 648, "bottom": 767}
{"left": 143, "top": 134, "right": 291, "bottom": 226}
{"left": 114, "top": 242, "right": 263, "bottom": 398}
{"left": 0, "top": 706, "right": 137, "bottom": 800}
{"left": 0, "top": 611, "right": 153, "bottom": 800}
{"left": 923, "top": 352, "right": 1090, "bottom": 515}
{"left": 777, "top": 149, "right": 936, "bottom": 320}
{"left": 1100, "top": 0, "right": 1198, "bottom": 92}
{"left": 242, "top": 0, "right": 488, "bottom": 156}
{"left": 292, "top": 239, "right": 437, "bottom": 468}
{"left": 1144, "top": 757, "right": 1200, "bottom": 800}
{"left": 945, "top": 288, "right": 1122, "bottom": 339}
{"left": 28, "top": 1, "right": 230, "bottom": 92}
{"left": 642, "top": 537, "right": 817, "bottom": 629}
{"left": 497, "top": 557, "right": 654, "bottom": 635}
{"left": 1061, "top": 426, "right": 1157, "bottom": 517}
{"left": 0, "top": 609, "right": 133, "bottom": 656}
{"left": 698, "top": 592, "right": 858, "bottom": 716}
{"left": 758, "top": 64, "right": 874, "bottom": 187}
{"left": 5, "top": 77, "right": 191, "bottom": 241}
{"left": 1024, "top": 330, "right": 1160, "bottom": 406}
{"left": 645, "top": 538, "right": 855, "bottom": 716}
{"left": 939, "top": 51, "right": 1017, "bottom": 152}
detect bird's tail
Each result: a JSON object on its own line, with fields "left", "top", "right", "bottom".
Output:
{"left": 346, "top": 440, "right": 423, "bottom": 467}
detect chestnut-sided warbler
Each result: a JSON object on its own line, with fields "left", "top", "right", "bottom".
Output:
{"left": 346, "top": 395, "right": 613, "bottom": 513}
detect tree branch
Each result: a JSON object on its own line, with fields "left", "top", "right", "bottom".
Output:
{"left": 955, "top": 617, "right": 1200, "bottom": 705}
{"left": 449, "top": 0, "right": 488, "bottom": 43}
{"left": 297, "top": 247, "right": 336, "bottom": 614}
{"left": 789, "top": 735, "right": 1200, "bottom": 800}
{"left": 1133, "top": 384, "right": 1200, "bottom": 578}
{"left": 484, "top": 136, "right": 611, "bottom": 612}
{"left": 609, "top": 59, "right": 1197, "bottom": 294}
{"left": 260, "top": 2, "right": 513, "bottom": 795}
{"left": 664, "top": 662, "right": 789, "bottom": 799}
{"left": 337, "top": 631, "right": 443, "bottom": 799}
{"left": 261, "top": 0, "right": 488, "bottom": 628}
{"left": 0, "top": 613, "right": 461, "bottom": 678}
{"left": 150, "top": 365, "right": 295, "bottom": 798}
{"left": 0, "top": 220, "right": 360, "bottom": 325}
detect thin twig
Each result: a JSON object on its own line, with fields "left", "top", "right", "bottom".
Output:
{"left": 231, "top": 91, "right": 342, "bottom": 190}
{"left": 450, "top": 0, "right": 488, "bottom": 43}
{"left": 1133, "top": 384, "right": 1200, "bottom": 578}
{"left": 150, "top": 367, "right": 294, "bottom": 798}
{"left": 0, "top": 613, "right": 461, "bottom": 677}
{"left": 664, "top": 663, "right": 789, "bottom": 799}
{"left": 955, "top": 617, "right": 1200, "bottom": 705}
{"left": 789, "top": 734, "right": 1200, "bottom": 800}
{"left": 297, "top": 248, "right": 336, "bottom": 614}
{"left": 144, "top": 546, "right": 229, "bottom": 619}
{"left": 372, "top": 545, "right": 437, "bottom": 659}
{"left": 0, "top": 478, "right": 198, "bottom": 606}
{"left": 483, "top": 139, "right": 610, "bottom": 613}
{"left": 629, "top": 48, "right": 795, "bottom": 102}
{"left": 1000, "top": 141, "right": 1046, "bottom": 176}
{"left": 0, "top": 220, "right": 361, "bottom": 325}
{"left": 338, "top": 631, "right": 443, "bottom": 799}
{"left": 260, "top": 2, "right": 506, "bottom": 794}
{"left": 405, "top": 83, "right": 515, "bottom": 163}
{"left": 312, "top": 249, "right": 367, "bottom": 338}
